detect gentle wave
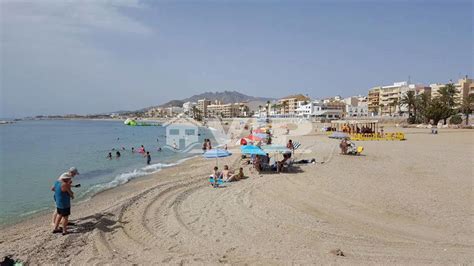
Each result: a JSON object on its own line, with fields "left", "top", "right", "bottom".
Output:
{"left": 83, "top": 155, "right": 199, "bottom": 196}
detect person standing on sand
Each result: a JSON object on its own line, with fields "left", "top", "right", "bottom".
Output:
{"left": 52, "top": 168, "right": 77, "bottom": 235}
{"left": 51, "top": 167, "right": 79, "bottom": 228}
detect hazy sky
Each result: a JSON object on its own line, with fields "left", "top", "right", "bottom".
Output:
{"left": 1, "top": 0, "right": 472, "bottom": 117}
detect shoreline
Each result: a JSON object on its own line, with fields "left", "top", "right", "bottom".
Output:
{"left": 0, "top": 154, "right": 202, "bottom": 230}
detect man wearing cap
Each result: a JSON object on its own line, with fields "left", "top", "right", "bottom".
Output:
{"left": 51, "top": 167, "right": 78, "bottom": 235}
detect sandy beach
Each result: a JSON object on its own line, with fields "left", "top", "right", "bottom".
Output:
{"left": 1, "top": 126, "right": 472, "bottom": 264}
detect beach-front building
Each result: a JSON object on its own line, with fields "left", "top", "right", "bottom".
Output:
{"left": 207, "top": 102, "right": 240, "bottom": 118}
{"left": 295, "top": 100, "right": 344, "bottom": 119}
{"left": 278, "top": 94, "right": 310, "bottom": 115}
{"left": 205, "top": 101, "right": 250, "bottom": 118}
{"left": 368, "top": 86, "right": 381, "bottom": 116}
{"left": 145, "top": 107, "right": 167, "bottom": 118}
{"left": 197, "top": 99, "right": 211, "bottom": 117}
{"left": 182, "top": 102, "right": 197, "bottom": 115}
{"left": 345, "top": 102, "right": 369, "bottom": 117}
{"left": 367, "top": 82, "right": 413, "bottom": 116}
{"left": 430, "top": 76, "right": 473, "bottom": 105}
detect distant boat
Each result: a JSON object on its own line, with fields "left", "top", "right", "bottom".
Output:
{"left": 0, "top": 120, "right": 14, "bottom": 125}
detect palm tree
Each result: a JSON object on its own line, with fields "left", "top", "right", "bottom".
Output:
{"left": 437, "top": 83, "right": 458, "bottom": 124}
{"left": 415, "top": 93, "right": 431, "bottom": 123}
{"left": 281, "top": 101, "right": 289, "bottom": 115}
{"left": 401, "top": 91, "right": 416, "bottom": 119}
{"left": 459, "top": 94, "right": 474, "bottom": 125}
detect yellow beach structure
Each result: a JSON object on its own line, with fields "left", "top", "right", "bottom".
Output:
{"left": 329, "top": 120, "right": 405, "bottom": 141}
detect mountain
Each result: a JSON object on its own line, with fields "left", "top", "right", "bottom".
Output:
{"left": 159, "top": 91, "right": 274, "bottom": 107}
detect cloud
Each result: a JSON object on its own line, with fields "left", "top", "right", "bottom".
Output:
{"left": 0, "top": 0, "right": 156, "bottom": 117}
{"left": 1, "top": 0, "right": 152, "bottom": 36}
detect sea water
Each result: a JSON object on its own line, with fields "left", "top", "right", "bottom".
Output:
{"left": 0, "top": 120, "right": 211, "bottom": 226}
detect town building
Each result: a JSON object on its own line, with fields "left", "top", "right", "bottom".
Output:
{"left": 368, "top": 86, "right": 381, "bottom": 116}
{"left": 205, "top": 101, "right": 250, "bottom": 118}
{"left": 345, "top": 103, "right": 369, "bottom": 117}
{"left": 295, "top": 100, "right": 343, "bottom": 119}
{"left": 197, "top": 99, "right": 211, "bottom": 117}
{"left": 278, "top": 94, "right": 310, "bottom": 115}
{"left": 367, "top": 82, "right": 413, "bottom": 116}
{"left": 182, "top": 102, "right": 197, "bottom": 115}
{"left": 430, "top": 76, "right": 473, "bottom": 104}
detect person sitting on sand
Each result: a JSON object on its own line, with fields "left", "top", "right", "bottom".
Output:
{"left": 339, "top": 138, "right": 348, "bottom": 155}
{"left": 254, "top": 155, "right": 262, "bottom": 172}
{"left": 237, "top": 167, "right": 245, "bottom": 179}
{"left": 222, "top": 165, "right": 239, "bottom": 182}
{"left": 210, "top": 166, "right": 222, "bottom": 187}
{"left": 277, "top": 153, "right": 290, "bottom": 172}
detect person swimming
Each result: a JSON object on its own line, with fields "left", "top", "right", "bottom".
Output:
{"left": 107, "top": 152, "right": 112, "bottom": 159}
{"left": 116, "top": 151, "right": 121, "bottom": 158}
{"left": 131, "top": 147, "right": 135, "bottom": 153}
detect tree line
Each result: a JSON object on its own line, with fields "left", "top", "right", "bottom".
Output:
{"left": 401, "top": 83, "right": 473, "bottom": 125}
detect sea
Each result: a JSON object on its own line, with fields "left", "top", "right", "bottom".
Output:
{"left": 0, "top": 119, "right": 212, "bottom": 226}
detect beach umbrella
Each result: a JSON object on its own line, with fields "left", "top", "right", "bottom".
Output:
{"left": 329, "top": 132, "right": 349, "bottom": 139}
{"left": 241, "top": 145, "right": 267, "bottom": 156}
{"left": 245, "top": 134, "right": 262, "bottom": 141}
{"left": 203, "top": 149, "right": 232, "bottom": 168}
{"left": 261, "top": 145, "right": 291, "bottom": 154}
{"left": 253, "top": 133, "right": 269, "bottom": 139}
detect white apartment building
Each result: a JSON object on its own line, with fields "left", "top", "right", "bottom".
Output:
{"left": 346, "top": 103, "right": 369, "bottom": 117}
{"left": 182, "top": 102, "right": 197, "bottom": 114}
{"left": 295, "top": 100, "right": 343, "bottom": 119}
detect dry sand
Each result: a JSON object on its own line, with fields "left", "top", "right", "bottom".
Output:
{"left": 1, "top": 126, "right": 473, "bottom": 264}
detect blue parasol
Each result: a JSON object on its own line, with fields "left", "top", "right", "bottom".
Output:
{"left": 203, "top": 149, "right": 232, "bottom": 168}
{"left": 240, "top": 145, "right": 267, "bottom": 156}
{"left": 261, "top": 145, "right": 291, "bottom": 154}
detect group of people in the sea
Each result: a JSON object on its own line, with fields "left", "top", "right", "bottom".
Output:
{"left": 107, "top": 144, "right": 155, "bottom": 165}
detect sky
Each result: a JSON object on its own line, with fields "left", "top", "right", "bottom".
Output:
{"left": 1, "top": 0, "right": 472, "bottom": 117}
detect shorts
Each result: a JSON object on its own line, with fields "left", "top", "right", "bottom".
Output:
{"left": 57, "top": 207, "right": 71, "bottom": 217}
